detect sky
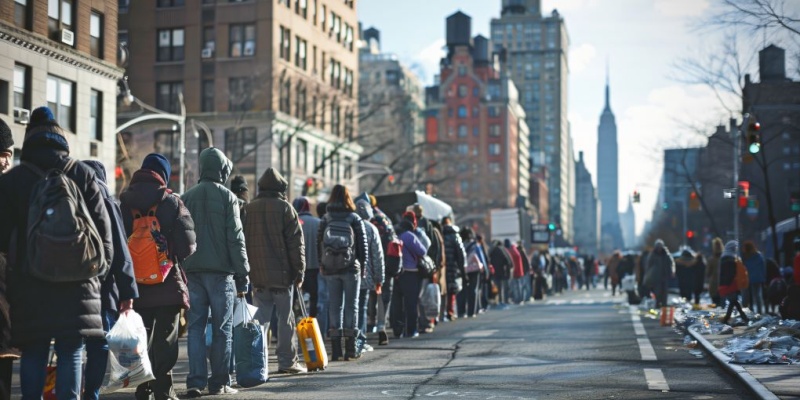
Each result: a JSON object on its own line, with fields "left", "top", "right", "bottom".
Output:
{"left": 358, "top": 0, "right": 797, "bottom": 235}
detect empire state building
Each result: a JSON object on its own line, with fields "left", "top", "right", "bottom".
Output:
{"left": 597, "top": 77, "right": 624, "bottom": 252}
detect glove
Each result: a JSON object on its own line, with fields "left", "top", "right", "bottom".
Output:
{"left": 234, "top": 275, "right": 250, "bottom": 294}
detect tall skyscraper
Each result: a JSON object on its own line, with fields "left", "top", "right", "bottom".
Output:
{"left": 620, "top": 198, "right": 637, "bottom": 249}
{"left": 597, "top": 74, "right": 623, "bottom": 252}
{"left": 491, "top": 0, "right": 571, "bottom": 240}
{"left": 574, "top": 152, "right": 600, "bottom": 254}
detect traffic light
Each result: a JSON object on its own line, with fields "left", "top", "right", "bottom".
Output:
{"left": 547, "top": 223, "right": 556, "bottom": 231}
{"left": 738, "top": 181, "right": 750, "bottom": 209}
{"left": 632, "top": 190, "right": 640, "bottom": 203}
{"left": 302, "top": 177, "right": 316, "bottom": 196}
{"left": 792, "top": 192, "right": 800, "bottom": 213}
{"left": 689, "top": 191, "right": 701, "bottom": 211}
{"left": 747, "top": 121, "right": 761, "bottom": 154}
{"left": 662, "top": 202, "right": 669, "bottom": 210}
{"left": 686, "top": 230, "right": 695, "bottom": 239}
{"left": 387, "top": 174, "right": 396, "bottom": 185}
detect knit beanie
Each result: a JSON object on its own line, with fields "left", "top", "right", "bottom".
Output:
{"left": 23, "top": 106, "right": 69, "bottom": 151}
{"left": 141, "top": 153, "right": 171, "bottom": 184}
{"left": 0, "top": 118, "right": 12, "bottom": 155}
{"left": 231, "top": 175, "right": 248, "bottom": 194}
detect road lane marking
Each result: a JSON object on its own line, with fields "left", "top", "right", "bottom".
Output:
{"left": 463, "top": 330, "right": 498, "bottom": 338}
{"left": 638, "top": 337, "right": 657, "bottom": 361}
{"left": 644, "top": 368, "right": 670, "bottom": 391}
{"left": 631, "top": 314, "right": 646, "bottom": 336}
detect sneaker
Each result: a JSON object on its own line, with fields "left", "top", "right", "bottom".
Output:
{"left": 278, "top": 364, "right": 308, "bottom": 374}
{"left": 208, "top": 386, "right": 238, "bottom": 396}
{"left": 363, "top": 343, "right": 374, "bottom": 352}
{"left": 410, "top": 332, "right": 420, "bottom": 338}
{"left": 184, "top": 388, "right": 203, "bottom": 398}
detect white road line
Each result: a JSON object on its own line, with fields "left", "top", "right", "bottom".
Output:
{"left": 631, "top": 314, "right": 646, "bottom": 336}
{"left": 644, "top": 368, "right": 670, "bottom": 391}
{"left": 463, "top": 329, "right": 498, "bottom": 338}
{"left": 638, "top": 337, "right": 657, "bottom": 361}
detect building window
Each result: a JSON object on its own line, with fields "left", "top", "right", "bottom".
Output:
{"left": 278, "top": 0, "right": 290, "bottom": 7}
{"left": 488, "top": 106, "right": 500, "bottom": 117}
{"left": 156, "top": 81, "right": 183, "bottom": 114}
{"left": 295, "top": 37, "right": 307, "bottom": 69}
{"left": 344, "top": 109, "right": 354, "bottom": 140}
{"left": 458, "top": 65, "right": 467, "bottom": 76}
{"left": 202, "top": 80, "right": 214, "bottom": 112}
{"left": 295, "top": 0, "right": 307, "bottom": 18}
{"left": 90, "top": 12, "right": 103, "bottom": 59}
{"left": 295, "top": 84, "right": 306, "bottom": 120}
{"left": 344, "top": 69, "right": 354, "bottom": 96}
{"left": 279, "top": 26, "right": 291, "bottom": 62}
{"left": 157, "top": 0, "right": 185, "bottom": 7}
{"left": 48, "top": 0, "right": 74, "bottom": 43}
{"left": 279, "top": 78, "right": 291, "bottom": 114}
{"left": 457, "top": 106, "right": 467, "bottom": 118}
{"left": 13, "top": 64, "right": 30, "bottom": 111}
{"left": 321, "top": 5, "right": 327, "bottom": 31}
{"left": 296, "top": 139, "right": 307, "bottom": 170}
{"left": 229, "top": 24, "right": 255, "bottom": 57}
{"left": 457, "top": 144, "right": 468, "bottom": 155}
{"left": 157, "top": 28, "right": 185, "bottom": 62}
{"left": 154, "top": 130, "right": 179, "bottom": 162}
{"left": 458, "top": 125, "right": 468, "bottom": 138}
{"left": 458, "top": 85, "right": 468, "bottom": 98}
{"left": 14, "top": 0, "right": 31, "bottom": 30}
{"left": 202, "top": 26, "right": 215, "bottom": 56}
{"left": 344, "top": 24, "right": 354, "bottom": 51}
{"left": 90, "top": 90, "right": 102, "bottom": 142}
{"left": 225, "top": 127, "right": 257, "bottom": 165}
{"left": 489, "top": 124, "right": 501, "bottom": 137}
{"left": 488, "top": 143, "right": 501, "bottom": 156}
{"left": 119, "top": 0, "right": 130, "bottom": 13}
{"left": 320, "top": 99, "right": 326, "bottom": 129}
{"left": 489, "top": 162, "right": 501, "bottom": 174}
{"left": 331, "top": 102, "right": 341, "bottom": 136}
{"left": 473, "top": 126, "right": 479, "bottom": 137}
{"left": 229, "top": 78, "right": 253, "bottom": 112}
{"left": 46, "top": 75, "right": 75, "bottom": 132}
{"left": 460, "top": 180, "right": 469, "bottom": 194}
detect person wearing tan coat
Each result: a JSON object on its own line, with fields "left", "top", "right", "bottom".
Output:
{"left": 705, "top": 238, "right": 723, "bottom": 305}
{"left": 607, "top": 252, "right": 622, "bottom": 296}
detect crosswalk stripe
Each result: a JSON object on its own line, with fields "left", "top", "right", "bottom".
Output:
{"left": 644, "top": 368, "right": 669, "bottom": 391}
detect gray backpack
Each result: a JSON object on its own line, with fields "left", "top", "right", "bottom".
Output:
{"left": 23, "top": 159, "right": 107, "bottom": 282}
{"left": 320, "top": 215, "right": 357, "bottom": 274}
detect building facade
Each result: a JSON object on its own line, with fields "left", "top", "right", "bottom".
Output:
{"left": 620, "top": 198, "right": 636, "bottom": 249}
{"left": 425, "top": 11, "right": 531, "bottom": 234}
{"left": 573, "top": 151, "right": 599, "bottom": 254}
{"left": 0, "top": 0, "right": 123, "bottom": 190}
{"left": 490, "top": 0, "right": 571, "bottom": 240}
{"left": 597, "top": 78, "right": 622, "bottom": 252}
{"left": 358, "top": 26, "right": 425, "bottom": 195}
{"left": 119, "top": 0, "right": 361, "bottom": 197}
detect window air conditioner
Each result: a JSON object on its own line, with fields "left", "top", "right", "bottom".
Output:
{"left": 201, "top": 48, "right": 213, "bottom": 59}
{"left": 14, "top": 108, "right": 30, "bottom": 125}
{"left": 243, "top": 46, "right": 255, "bottom": 56}
{"left": 61, "top": 29, "right": 75, "bottom": 46}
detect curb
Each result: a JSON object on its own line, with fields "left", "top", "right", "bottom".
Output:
{"left": 687, "top": 325, "right": 779, "bottom": 400}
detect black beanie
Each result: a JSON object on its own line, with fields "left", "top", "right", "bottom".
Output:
{"left": 231, "top": 175, "right": 248, "bottom": 194}
{"left": 141, "top": 153, "right": 172, "bottom": 184}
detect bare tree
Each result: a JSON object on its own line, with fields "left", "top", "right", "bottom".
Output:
{"left": 702, "top": 0, "right": 800, "bottom": 37}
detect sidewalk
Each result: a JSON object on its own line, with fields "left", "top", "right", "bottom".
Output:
{"left": 688, "top": 324, "right": 799, "bottom": 400}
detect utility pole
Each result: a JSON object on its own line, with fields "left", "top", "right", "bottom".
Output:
{"left": 733, "top": 114, "right": 749, "bottom": 246}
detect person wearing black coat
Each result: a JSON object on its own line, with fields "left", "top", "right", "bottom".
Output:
{"left": 442, "top": 218, "right": 465, "bottom": 320}
{"left": 0, "top": 107, "right": 113, "bottom": 399}
{"left": 489, "top": 242, "right": 513, "bottom": 304}
{"left": 120, "top": 154, "right": 197, "bottom": 400}
{"left": 82, "top": 160, "right": 140, "bottom": 400}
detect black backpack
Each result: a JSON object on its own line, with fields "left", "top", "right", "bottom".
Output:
{"left": 23, "top": 159, "right": 107, "bottom": 282}
{"left": 321, "top": 214, "right": 357, "bottom": 274}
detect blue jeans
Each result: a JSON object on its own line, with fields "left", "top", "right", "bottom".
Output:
{"left": 20, "top": 335, "right": 84, "bottom": 400}
{"left": 83, "top": 310, "right": 117, "bottom": 400}
{"left": 317, "top": 273, "right": 329, "bottom": 337}
{"left": 326, "top": 271, "right": 360, "bottom": 335}
{"left": 743, "top": 284, "right": 765, "bottom": 314}
{"left": 186, "top": 273, "right": 235, "bottom": 391}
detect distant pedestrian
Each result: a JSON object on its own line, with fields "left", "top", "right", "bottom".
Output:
{"left": 293, "top": 197, "right": 321, "bottom": 320}
{"left": 607, "top": 252, "right": 622, "bottom": 296}
{"left": 741, "top": 241, "right": 766, "bottom": 314}
{"left": 230, "top": 175, "right": 249, "bottom": 223}
{"left": 363, "top": 194, "right": 396, "bottom": 345}
{"left": 692, "top": 253, "right": 706, "bottom": 305}
{"left": 0, "top": 121, "right": 12, "bottom": 174}
{"left": 644, "top": 240, "right": 674, "bottom": 308}
{"left": 719, "top": 240, "right": 749, "bottom": 325}
{"left": 476, "top": 235, "right": 491, "bottom": 311}
{"left": 458, "top": 227, "right": 484, "bottom": 318}
{"left": 442, "top": 217, "right": 465, "bottom": 319}
{"left": 706, "top": 238, "right": 723, "bottom": 305}
{"left": 354, "top": 199, "right": 384, "bottom": 354}
{"left": 390, "top": 212, "right": 428, "bottom": 339}
{"left": 675, "top": 249, "right": 695, "bottom": 301}
{"left": 182, "top": 148, "right": 250, "bottom": 397}
{"left": 794, "top": 237, "right": 800, "bottom": 286}
{"left": 490, "top": 241, "right": 513, "bottom": 304}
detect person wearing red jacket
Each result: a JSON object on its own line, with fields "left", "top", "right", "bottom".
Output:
{"left": 504, "top": 239, "right": 524, "bottom": 304}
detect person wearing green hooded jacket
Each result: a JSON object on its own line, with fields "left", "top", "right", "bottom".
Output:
{"left": 181, "top": 148, "right": 250, "bottom": 397}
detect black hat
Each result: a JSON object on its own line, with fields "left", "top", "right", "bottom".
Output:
{"left": 231, "top": 175, "right": 248, "bottom": 194}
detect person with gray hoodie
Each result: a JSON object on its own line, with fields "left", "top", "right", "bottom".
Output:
{"left": 355, "top": 200, "right": 385, "bottom": 354}
{"left": 292, "top": 196, "right": 325, "bottom": 333}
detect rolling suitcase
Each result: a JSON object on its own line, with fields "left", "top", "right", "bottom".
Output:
{"left": 296, "top": 285, "right": 328, "bottom": 371}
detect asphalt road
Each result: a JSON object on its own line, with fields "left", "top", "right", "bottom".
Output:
{"left": 16, "top": 287, "right": 755, "bottom": 399}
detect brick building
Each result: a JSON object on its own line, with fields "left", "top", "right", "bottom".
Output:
{"left": 0, "top": 0, "right": 123, "bottom": 190}
{"left": 424, "top": 11, "right": 531, "bottom": 234}
{"left": 119, "top": 0, "right": 361, "bottom": 197}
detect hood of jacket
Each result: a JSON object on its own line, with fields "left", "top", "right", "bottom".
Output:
{"left": 257, "top": 167, "right": 288, "bottom": 196}
{"left": 199, "top": 148, "right": 232, "bottom": 184}
{"left": 293, "top": 196, "right": 311, "bottom": 214}
{"left": 119, "top": 169, "right": 169, "bottom": 211}
{"left": 355, "top": 199, "right": 374, "bottom": 220}
{"left": 722, "top": 240, "right": 738, "bottom": 259}
{"left": 82, "top": 160, "right": 107, "bottom": 183}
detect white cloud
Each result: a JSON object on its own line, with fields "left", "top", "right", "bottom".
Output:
{"left": 569, "top": 43, "right": 597, "bottom": 74}
{"left": 409, "top": 39, "right": 446, "bottom": 85}
{"left": 653, "top": 0, "right": 710, "bottom": 17}
{"left": 542, "top": 0, "right": 599, "bottom": 12}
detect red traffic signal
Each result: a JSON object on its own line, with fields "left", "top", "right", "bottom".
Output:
{"left": 387, "top": 174, "right": 396, "bottom": 185}
{"left": 686, "top": 230, "right": 695, "bottom": 239}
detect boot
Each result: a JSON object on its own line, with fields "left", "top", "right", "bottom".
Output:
{"left": 344, "top": 329, "right": 361, "bottom": 361}
{"left": 329, "top": 329, "right": 343, "bottom": 361}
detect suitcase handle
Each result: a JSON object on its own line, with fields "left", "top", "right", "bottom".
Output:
{"left": 295, "top": 284, "right": 309, "bottom": 319}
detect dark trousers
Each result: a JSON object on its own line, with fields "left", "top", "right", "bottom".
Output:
{"left": 457, "top": 272, "right": 480, "bottom": 317}
{"left": 0, "top": 358, "right": 11, "bottom": 400}
{"left": 303, "top": 269, "right": 320, "bottom": 318}
{"left": 390, "top": 272, "right": 421, "bottom": 337}
{"left": 136, "top": 306, "right": 182, "bottom": 400}
{"left": 723, "top": 294, "right": 749, "bottom": 324}
{"left": 367, "top": 276, "right": 393, "bottom": 332}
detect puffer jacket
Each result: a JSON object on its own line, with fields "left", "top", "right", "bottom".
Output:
{"left": 743, "top": 252, "right": 766, "bottom": 285}
{"left": 644, "top": 247, "right": 674, "bottom": 288}
{"left": 0, "top": 137, "right": 112, "bottom": 345}
{"left": 244, "top": 168, "right": 305, "bottom": 290}
{"left": 83, "top": 161, "right": 139, "bottom": 313}
{"left": 718, "top": 255, "right": 739, "bottom": 298}
{"left": 120, "top": 169, "right": 196, "bottom": 309}
{"left": 181, "top": 148, "right": 249, "bottom": 290}
{"left": 489, "top": 245, "right": 513, "bottom": 280}
{"left": 317, "top": 202, "right": 369, "bottom": 275}
{"left": 355, "top": 201, "right": 384, "bottom": 290}
{"left": 443, "top": 225, "right": 465, "bottom": 291}
{"left": 397, "top": 220, "right": 427, "bottom": 270}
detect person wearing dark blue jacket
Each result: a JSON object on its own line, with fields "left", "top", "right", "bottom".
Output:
{"left": 390, "top": 212, "right": 428, "bottom": 339}
{"left": 82, "top": 160, "right": 139, "bottom": 400}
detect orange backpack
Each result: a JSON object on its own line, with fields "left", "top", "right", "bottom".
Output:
{"left": 128, "top": 205, "right": 173, "bottom": 285}
{"left": 735, "top": 258, "right": 750, "bottom": 291}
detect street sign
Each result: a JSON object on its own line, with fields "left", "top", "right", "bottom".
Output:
{"left": 531, "top": 224, "right": 550, "bottom": 243}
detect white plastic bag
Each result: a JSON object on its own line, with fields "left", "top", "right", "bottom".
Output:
{"left": 100, "top": 311, "right": 155, "bottom": 394}
{"left": 419, "top": 282, "right": 441, "bottom": 320}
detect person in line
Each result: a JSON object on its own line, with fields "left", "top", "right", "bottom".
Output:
{"left": 719, "top": 240, "right": 749, "bottom": 325}
{"left": 490, "top": 241, "right": 513, "bottom": 305}
{"left": 390, "top": 212, "right": 428, "bottom": 338}
{"left": 354, "top": 199, "right": 384, "bottom": 354}
{"left": 458, "top": 228, "right": 484, "bottom": 318}
{"left": 741, "top": 241, "right": 766, "bottom": 315}
{"left": 0, "top": 120, "right": 16, "bottom": 400}
{"left": 293, "top": 197, "right": 321, "bottom": 320}
{"left": 607, "top": 251, "right": 622, "bottom": 296}
{"left": 182, "top": 148, "right": 250, "bottom": 397}
{"left": 706, "top": 238, "right": 723, "bottom": 305}
{"left": 82, "top": 160, "right": 140, "bottom": 400}
{"left": 675, "top": 249, "right": 696, "bottom": 302}
{"left": 120, "top": 154, "right": 196, "bottom": 400}
{"left": 442, "top": 217, "right": 465, "bottom": 319}
{"left": 583, "top": 255, "right": 595, "bottom": 291}
{"left": 245, "top": 168, "right": 306, "bottom": 374}
{"left": 692, "top": 253, "right": 707, "bottom": 306}
{"left": 230, "top": 175, "right": 249, "bottom": 223}
{"left": 475, "top": 235, "right": 491, "bottom": 312}
{"left": 316, "top": 201, "right": 330, "bottom": 337}
{"left": 318, "top": 185, "right": 368, "bottom": 360}
{"left": 517, "top": 243, "right": 532, "bottom": 301}
{"left": 644, "top": 240, "right": 674, "bottom": 308}
{"left": 0, "top": 107, "right": 113, "bottom": 399}
{"left": 504, "top": 240, "right": 523, "bottom": 303}
{"left": 364, "top": 194, "right": 397, "bottom": 345}
{"left": 0, "top": 121, "right": 12, "bottom": 174}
